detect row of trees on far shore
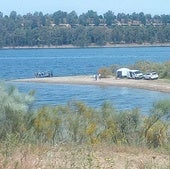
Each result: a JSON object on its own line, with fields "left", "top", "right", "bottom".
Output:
{"left": 0, "top": 10, "right": 170, "bottom": 47}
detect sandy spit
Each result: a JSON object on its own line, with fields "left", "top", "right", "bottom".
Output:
{"left": 2, "top": 43, "right": 170, "bottom": 49}
{"left": 12, "top": 75, "right": 170, "bottom": 93}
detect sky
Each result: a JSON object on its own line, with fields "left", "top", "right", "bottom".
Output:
{"left": 0, "top": 0, "right": 170, "bottom": 16}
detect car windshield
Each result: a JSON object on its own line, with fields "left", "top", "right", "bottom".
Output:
{"left": 135, "top": 71, "right": 141, "bottom": 74}
{"left": 152, "top": 72, "right": 157, "bottom": 75}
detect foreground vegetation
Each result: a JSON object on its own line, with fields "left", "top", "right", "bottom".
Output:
{"left": 0, "top": 10, "right": 170, "bottom": 47}
{"left": 0, "top": 82, "right": 169, "bottom": 168}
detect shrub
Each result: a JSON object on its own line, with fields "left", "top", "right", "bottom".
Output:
{"left": 98, "top": 67, "right": 113, "bottom": 78}
{"left": 142, "top": 99, "right": 170, "bottom": 147}
{"left": 130, "top": 60, "right": 170, "bottom": 79}
{"left": 145, "top": 120, "right": 168, "bottom": 148}
{"left": 0, "top": 82, "right": 169, "bottom": 149}
{"left": 33, "top": 106, "right": 61, "bottom": 144}
{"left": 0, "top": 82, "right": 34, "bottom": 140}
{"left": 116, "top": 108, "right": 141, "bottom": 145}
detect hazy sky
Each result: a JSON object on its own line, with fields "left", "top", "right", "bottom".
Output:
{"left": 1, "top": 0, "right": 170, "bottom": 16}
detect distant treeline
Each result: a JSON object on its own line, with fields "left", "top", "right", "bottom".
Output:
{"left": 0, "top": 10, "right": 170, "bottom": 47}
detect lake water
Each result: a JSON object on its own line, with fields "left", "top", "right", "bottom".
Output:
{"left": 1, "top": 47, "right": 170, "bottom": 113}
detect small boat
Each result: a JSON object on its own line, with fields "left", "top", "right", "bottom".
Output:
{"left": 34, "top": 70, "right": 53, "bottom": 78}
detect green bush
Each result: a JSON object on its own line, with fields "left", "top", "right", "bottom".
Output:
{"left": 142, "top": 100, "right": 170, "bottom": 148}
{"left": 0, "top": 82, "right": 34, "bottom": 140}
{"left": 116, "top": 108, "right": 141, "bottom": 145}
{"left": 98, "top": 67, "right": 112, "bottom": 78}
{"left": 101, "top": 60, "right": 170, "bottom": 79}
{"left": 131, "top": 60, "right": 170, "bottom": 79}
{"left": 0, "top": 82, "right": 169, "bottom": 149}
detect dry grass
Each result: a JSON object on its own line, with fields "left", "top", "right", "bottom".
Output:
{"left": 0, "top": 144, "right": 169, "bottom": 169}
{"left": 159, "top": 79, "right": 170, "bottom": 83}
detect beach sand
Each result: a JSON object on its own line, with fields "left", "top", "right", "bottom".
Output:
{"left": 13, "top": 75, "right": 170, "bottom": 93}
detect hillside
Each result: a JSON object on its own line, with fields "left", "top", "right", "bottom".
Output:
{"left": 0, "top": 11, "right": 170, "bottom": 48}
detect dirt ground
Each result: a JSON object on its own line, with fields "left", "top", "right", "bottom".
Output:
{"left": 0, "top": 144, "right": 169, "bottom": 169}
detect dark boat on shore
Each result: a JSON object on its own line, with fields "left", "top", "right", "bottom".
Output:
{"left": 34, "top": 71, "right": 53, "bottom": 78}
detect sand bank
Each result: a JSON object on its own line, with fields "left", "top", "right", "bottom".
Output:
{"left": 3, "top": 43, "right": 170, "bottom": 49}
{"left": 13, "top": 75, "right": 170, "bottom": 93}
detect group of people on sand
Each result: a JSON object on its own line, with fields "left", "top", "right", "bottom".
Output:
{"left": 94, "top": 73, "right": 101, "bottom": 80}
{"left": 35, "top": 71, "right": 53, "bottom": 78}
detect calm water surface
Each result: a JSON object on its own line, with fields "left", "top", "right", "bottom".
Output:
{"left": 13, "top": 82, "right": 170, "bottom": 114}
{"left": 1, "top": 47, "right": 170, "bottom": 113}
{"left": 1, "top": 47, "right": 170, "bottom": 79}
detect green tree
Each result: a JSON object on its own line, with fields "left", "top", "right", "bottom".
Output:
{"left": 72, "top": 26, "right": 90, "bottom": 46}
{"left": 66, "top": 11, "right": 78, "bottom": 25}
{"left": 117, "top": 13, "right": 129, "bottom": 23}
{"left": 104, "top": 10, "right": 116, "bottom": 26}
{"left": 79, "top": 13, "right": 88, "bottom": 26}
{"left": 9, "top": 11, "right": 17, "bottom": 20}
{"left": 53, "top": 10, "right": 67, "bottom": 25}
{"left": 87, "top": 27, "right": 106, "bottom": 45}
{"left": 85, "top": 10, "right": 100, "bottom": 26}
{"left": 139, "top": 12, "right": 146, "bottom": 25}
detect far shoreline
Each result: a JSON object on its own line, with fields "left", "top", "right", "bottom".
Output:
{"left": 12, "top": 75, "right": 170, "bottom": 94}
{"left": 1, "top": 43, "right": 170, "bottom": 50}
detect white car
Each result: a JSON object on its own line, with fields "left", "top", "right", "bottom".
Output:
{"left": 143, "top": 72, "right": 158, "bottom": 80}
{"left": 127, "top": 70, "right": 143, "bottom": 79}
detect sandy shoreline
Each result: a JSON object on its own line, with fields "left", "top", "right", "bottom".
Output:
{"left": 12, "top": 75, "right": 170, "bottom": 93}
{"left": 2, "top": 43, "right": 170, "bottom": 49}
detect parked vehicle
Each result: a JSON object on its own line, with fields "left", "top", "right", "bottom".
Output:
{"left": 143, "top": 72, "right": 158, "bottom": 80}
{"left": 127, "top": 70, "right": 143, "bottom": 79}
{"left": 35, "top": 70, "right": 53, "bottom": 78}
{"left": 116, "top": 68, "right": 130, "bottom": 78}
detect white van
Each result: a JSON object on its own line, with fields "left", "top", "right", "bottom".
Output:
{"left": 127, "top": 70, "right": 143, "bottom": 79}
{"left": 116, "top": 68, "right": 130, "bottom": 78}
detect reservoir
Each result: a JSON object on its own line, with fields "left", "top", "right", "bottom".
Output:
{"left": 1, "top": 47, "right": 170, "bottom": 113}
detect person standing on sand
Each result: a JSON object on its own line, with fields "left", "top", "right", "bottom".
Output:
{"left": 98, "top": 73, "right": 101, "bottom": 80}
{"left": 94, "top": 74, "right": 98, "bottom": 80}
